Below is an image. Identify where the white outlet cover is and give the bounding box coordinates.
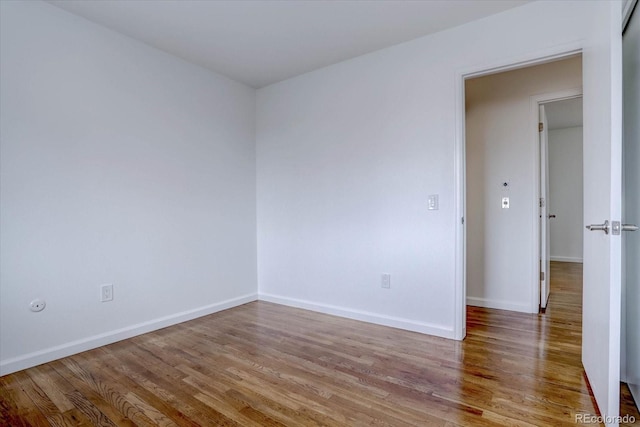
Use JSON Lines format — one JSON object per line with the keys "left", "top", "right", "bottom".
{"left": 101, "top": 283, "right": 113, "bottom": 302}
{"left": 381, "top": 273, "right": 391, "bottom": 288}
{"left": 29, "top": 299, "right": 46, "bottom": 312}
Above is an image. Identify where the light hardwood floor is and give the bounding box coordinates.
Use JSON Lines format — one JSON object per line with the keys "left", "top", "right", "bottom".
{"left": 1, "top": 262, "right": 638, "bottom": 426}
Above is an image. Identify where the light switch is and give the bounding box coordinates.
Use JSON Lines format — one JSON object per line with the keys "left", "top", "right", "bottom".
{"left": 428, "top": 194, "right": 439, "bottom": 210}
{"left": 502, "top": 197, "right": 510, "bottom": 209}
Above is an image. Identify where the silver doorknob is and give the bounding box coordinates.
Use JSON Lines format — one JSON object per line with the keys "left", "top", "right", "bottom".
{"left": 586, "top": 220, "right": 609, "bottom": 234}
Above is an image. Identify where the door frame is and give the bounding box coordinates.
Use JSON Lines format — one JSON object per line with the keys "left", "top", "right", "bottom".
{"left": 531, "top": 90, "right": 583, "bottom": 312}
{"left": 454, "top": 44, "right": 583, "bottom": 340}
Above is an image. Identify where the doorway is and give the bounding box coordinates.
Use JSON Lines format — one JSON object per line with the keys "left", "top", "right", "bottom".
{"left": 463, "top": 55, "right": 583, "bottom": 316}
{"left": 538, "top": 96, "right": 584, "bottom": 310}
{"left": 455, "top": 3, "right": 625, "bottom": 420}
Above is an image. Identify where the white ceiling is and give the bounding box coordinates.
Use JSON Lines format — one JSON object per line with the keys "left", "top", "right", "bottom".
{"left": 47, "top": 0, "right": 531, "bottom": 88}
{"left": 545, "top": 97, "right": 583, "bottom": 130}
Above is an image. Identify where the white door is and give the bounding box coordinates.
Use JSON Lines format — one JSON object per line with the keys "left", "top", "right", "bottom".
{"left": 581, "top": 1, "right": 623, "bottom": 422}
{"left": 539, "top": 105, "right": 551, "bottom": 309}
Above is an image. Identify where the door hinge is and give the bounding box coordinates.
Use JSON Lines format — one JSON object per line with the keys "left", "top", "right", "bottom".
{"left": 540, "top": 271, "right": 545, "bottom": 281}
{"left": 461, "top": 217, "right": 465, "bottom": 225}
{"left": 539, "top": 122, "right": 544, "bottom": 132}
{"left": 539, "top": 198, "right": 545, "bottom": 208}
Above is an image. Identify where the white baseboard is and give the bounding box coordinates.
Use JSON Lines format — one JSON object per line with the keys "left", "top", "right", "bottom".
{"left": 258, "top": 293, "right": 455, "bottom": 339}
{"left": 0, "top": 293, "right": 258, "bottom": 376}
{"left": 629, "top": 383, "right": 640, "bottom": 412}
{"left": 550, "top": 256, "right": 583, "bottom": 263}
{"left": 466, "top": 296, "right": 532, "bottom": 313}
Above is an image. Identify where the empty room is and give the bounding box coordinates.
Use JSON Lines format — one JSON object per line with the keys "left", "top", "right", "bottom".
{"left": 1, "top": 1, "right": 639, "bottom": 426}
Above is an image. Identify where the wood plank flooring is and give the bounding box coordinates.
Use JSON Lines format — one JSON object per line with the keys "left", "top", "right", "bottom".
{"left": 1, "top": 262, "right": 638, "bottom": 426}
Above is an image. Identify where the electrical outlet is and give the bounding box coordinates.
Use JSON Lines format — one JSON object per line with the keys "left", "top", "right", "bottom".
{"left": 381, "top": 274, "right": 391, "bottom": 289}
{"left": 101, "top": 284, "right": 113, "bottom": 302}
{"left": 29, "top": 299, "right": 46, "bottom": 312}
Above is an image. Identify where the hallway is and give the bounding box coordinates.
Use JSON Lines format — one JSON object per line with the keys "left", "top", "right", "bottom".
{"left": 467, "top": 261, "right": 639, "bottom": 426}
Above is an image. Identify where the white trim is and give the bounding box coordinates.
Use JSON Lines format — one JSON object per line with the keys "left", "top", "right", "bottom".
{"left": 629, "top": 383, "right": 640, "bottom": 411}
{"left": 456, "top": 44, "right": 582, "bottom": 81}
{"left": 0, "top": 293, "right": 258, "bottom": 376}
{"left": 454, "top": 61, "right": 467, "bottom": 341}
{"left": 550, "top": 256, "right": 583, "bottom": 263}
{"left": 466, "top": 297, "right": 532, "bottom": 314}
{"left": 454, "top": 42, "right": 584, "bottom": 340}
{"left": 259, "top": 293, "right": 455, "bottom": 339}
{"left": 623, "top": 0, "right": 637, "bottom": 32}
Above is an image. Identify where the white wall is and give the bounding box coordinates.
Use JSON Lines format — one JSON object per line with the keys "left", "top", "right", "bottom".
{"left": 548, "top": 126, "right": 584, "bottom": 263}
{"left": 0, "top": 1, "right": 257, "bottom": 374}
{"left": 256, "top": 1, "right": 610, "bottom": 337}
{"left": 465, "top": 60, "right": 582, "bottom": 312}
{"left": 622, "top": 2, "right": 640, "bottom": 403}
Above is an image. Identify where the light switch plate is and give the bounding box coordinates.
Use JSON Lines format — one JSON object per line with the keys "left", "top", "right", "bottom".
{"left": 428, "top": 194, "right": 439, "bottom": 210}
